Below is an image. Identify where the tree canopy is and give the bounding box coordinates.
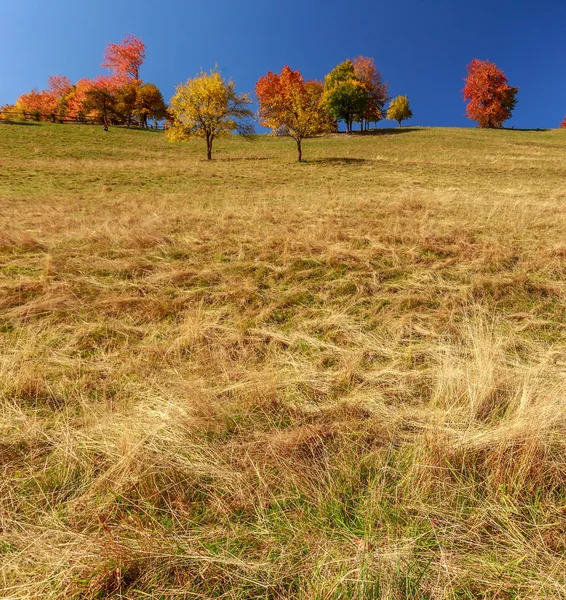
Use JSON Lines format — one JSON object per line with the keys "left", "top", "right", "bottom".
{"left": 167, "top": 68, "right": 254, "bottom": 159}
{"left": 256, "top": 66, "right": 334, "bottom": 161}
{"left": 463, "top": 59, "right": 518, "bottom": 128}
{"left": 352, "top": 56, "right": 389, "bottom": 130}
{"left": 387, "top": 95, "right": 413, "bottom": 126}
{"left": 323, "top": 60, "right": 369, "bottom": 133}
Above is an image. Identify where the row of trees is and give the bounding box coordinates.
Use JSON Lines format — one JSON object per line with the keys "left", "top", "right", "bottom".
{"left": 168, "top": 58, "right": 414, "bottom": 162}
{"left": 6, "top": 36, "right": 562, "bottom": 159}
{"left": 167, "top": 58, "right": 530, "bottom": 161}
{"left": 2, "top": 35, "right": 167, "bottom": 127}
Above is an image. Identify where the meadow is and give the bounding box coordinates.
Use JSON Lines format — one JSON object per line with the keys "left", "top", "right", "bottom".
{"left": 1, "top": 122, "right": 566, "bottom": 599}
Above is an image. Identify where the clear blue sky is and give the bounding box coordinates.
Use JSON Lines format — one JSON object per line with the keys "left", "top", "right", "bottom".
{"left": 1, "top": 0, "right": 565, "bottom": 129}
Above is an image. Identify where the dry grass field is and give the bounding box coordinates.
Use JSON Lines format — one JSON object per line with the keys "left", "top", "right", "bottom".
{"left": 1, "top": 122, "right": 566, "bottom": 599}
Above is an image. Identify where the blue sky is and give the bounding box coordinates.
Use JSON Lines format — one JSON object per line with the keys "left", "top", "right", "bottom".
{"left": 1, "top": 0, "right": 565, "bottom": 129}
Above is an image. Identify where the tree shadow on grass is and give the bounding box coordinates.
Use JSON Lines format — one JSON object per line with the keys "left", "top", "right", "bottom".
{"left": 348, "top": 127, "right": 422, "bottom": 136}
{"left": 311, "top": 157, "right": 374, "bottom": 165}
{"left": 0, "top": 120, "right": 39, "bottom": 126}
{"left": 216, "top": 156, "right": 274, "bottom": 162}
{"left": 132, "top": 127, "right": 165, "bottom": 133}
{"left": 504, "top": 128, "right": 550, "bottom": 132}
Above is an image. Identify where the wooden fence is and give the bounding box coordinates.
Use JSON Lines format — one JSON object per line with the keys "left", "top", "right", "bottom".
{"left": 0, "top": 110, "right": 165, "bottom": 129}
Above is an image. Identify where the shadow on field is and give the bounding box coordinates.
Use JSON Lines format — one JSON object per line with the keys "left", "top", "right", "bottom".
{"left": 130, "top": 128, "right": 164, "bottom": 133}
{"left": 312, "top": 157, "right": 373, "bottom": 165}
{"left": 350, "top": 127, "right": 422, "bottom": 136}
{"left": 504, "top": 128, "right": 550, "bottom": 132}
{"left": 216, "top": 156, "right": 274, "bottom": 162}
{"left": 0, "top": 120, "right": 39, "bottom": 126}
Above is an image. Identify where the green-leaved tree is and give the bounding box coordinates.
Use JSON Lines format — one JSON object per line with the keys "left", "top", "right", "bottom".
{"left": 324, "top": 60, "right": 369, "bottom": 133}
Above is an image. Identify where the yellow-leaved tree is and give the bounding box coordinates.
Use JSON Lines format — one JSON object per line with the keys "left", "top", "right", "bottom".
{"left": 387, "top": 95, "right": 413, "bottom": 127}
{"left": 167, "top": 68, "right": 254, "bottom": 159}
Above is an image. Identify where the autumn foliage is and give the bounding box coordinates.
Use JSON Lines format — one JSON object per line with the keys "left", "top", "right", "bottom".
{"left": 352, "top": 56, "right": 389, "bottom": 129}
{"left": 322, "top": 57, "right": 388, "bottom": 132}
{"left": 256, "top": 66, "right": 334, "bottom": 161}
{"left": 167, "top": 68, "right": 254, "bottom": 159}
{"left": 559, "top": 116, "right": 566, "bottom": 128}
{"left": 101, "top": 34, "right": 146, "bottom": 83}
{"left": 463, "top": 59, "right": 518, "bottom": 128}
{"left": 14, "top": 35, "right": 164, "bottom": 127}
{"left": 323, "top": 60, "right": 369, "bottom": 133}
{"left": 387, "top": 95, "right": 413, "bottom": 126}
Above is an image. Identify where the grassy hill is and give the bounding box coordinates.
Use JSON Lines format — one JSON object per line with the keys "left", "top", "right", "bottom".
{"left": 1, "top": 122, "right": 566, "bottom": 599}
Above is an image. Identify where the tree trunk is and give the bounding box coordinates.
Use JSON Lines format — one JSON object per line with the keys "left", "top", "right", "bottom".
{"left": 207, "top": 136, "right": 213, "bottom": 160}
{"left": 296, "top": 138, "right": 302, "bottom": 162}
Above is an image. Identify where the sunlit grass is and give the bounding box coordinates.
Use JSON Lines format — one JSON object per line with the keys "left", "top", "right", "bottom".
{"left": 1, "top": 122, "right": 566, "bottom": 599}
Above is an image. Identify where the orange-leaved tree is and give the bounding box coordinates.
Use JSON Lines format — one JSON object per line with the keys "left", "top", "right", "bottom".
{"left": 463, "top": 59, "right": 518, "bottom": 128}
{"left": 102, "top": 34, "right": 146, "bottom": 83}
{"left": 17, "top": 75, "right": 72, "bottom": 120}
{"left": 352, "top": 56, "right": 388, "bottom": 130}
{"left": 559, "top": 117, "right": 566, "bottom": 128}
{"left": 17, "top": 89, "right": 56, "bottom": 120}
{"left": 256, "top": 66, "right": 333, "bottom": 162}
{"left": 65, "top": 78, "right": 94, "bottom": 121}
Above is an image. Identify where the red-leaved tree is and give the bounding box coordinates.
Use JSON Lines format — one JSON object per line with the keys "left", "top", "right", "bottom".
{"left": 463, "top": 59, "right": 518, "bottom": 128}
{"left": 102, "top": 34, "right": 146, "bottom": 82}
{"left": 559, "top": 116, "right": 566, "bottom": 128}
{"left": 47, "top": 75, "right": 73, "bottom": 99}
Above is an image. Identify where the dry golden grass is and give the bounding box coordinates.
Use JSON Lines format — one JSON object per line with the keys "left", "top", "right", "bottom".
{"left": 1, "top": 122, "right": 566, "bottom": 599}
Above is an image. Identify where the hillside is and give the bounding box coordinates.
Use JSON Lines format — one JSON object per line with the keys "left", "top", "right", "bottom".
{"left": 1, "top": 123, "right": 566, "bottom": 599}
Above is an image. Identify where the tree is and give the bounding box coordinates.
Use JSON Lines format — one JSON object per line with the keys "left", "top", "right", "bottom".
{"left": 463, "top": 59, "right": 518, "bottom": 128}
{"left": 66, "top": 78, "right": 93, "bottom": 121}
{"left": 47, "top": 75, "right": 72, "bottom": 99}
{"left": 102, "top": 34, "right": 146, "bottom": 83}
{"left": 352, "top": 56, "right": 388, "bottom": 130}
{"left": 559, "top": 117, "right": 566, "bottom": 129}
{"left": 135, "top": 83, "right": 167, "bottom": 128}
{"left": 256, "top": 66, "right": 333, "bottom": 162}
{"left": 387, "top": 95, "right": 413, "bottom": 127}
{"left": 47, "top": 75, "right": 73, "bottom": 120}
{"left": 82, "top": 76, "right": 120, "bottom": 125}
{"left": 17, "top": 75, "right": 73, "bottom": 121}
{"left": 0, "top": 104, "right": 18, "bottom": 121}
{"left": 167, "top": 68, "right": 254, "bottom": 160}
{"left": 17, "top": 89, "right": 55, "bottom": 120}
{"left": 115, "top": 82, "right": 139, "bottom": 126}
{"left": 324, "top": 60, "right": 369, "bottom": 133}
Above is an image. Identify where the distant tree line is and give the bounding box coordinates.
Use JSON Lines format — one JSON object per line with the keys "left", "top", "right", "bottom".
{"left": 3, "top": 35, "right": 565, "bottom": 160}
{"left": 0, "top": 36, "right": 167, "bottom": 128}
